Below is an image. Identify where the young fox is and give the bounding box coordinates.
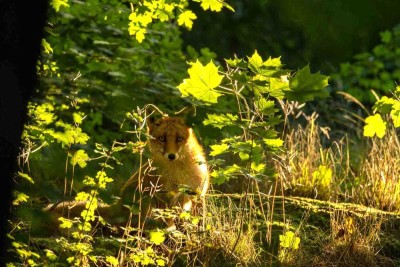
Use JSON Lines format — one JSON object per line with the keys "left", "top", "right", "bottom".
{"left": 120, "top": 116, "right": 209, "bottom": 226}
{"left": 45, "top": 116, "right": 209, "bottom": 229}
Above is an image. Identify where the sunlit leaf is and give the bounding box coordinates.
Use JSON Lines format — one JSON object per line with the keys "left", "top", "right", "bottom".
{"left": 268, "top": 77, "right": 289, "bottom": 99}
{"left": 210, "top": 143, "right": 229, "bottom": 156}
{"left": 106, "top": 256, "right": 119, "bottom": 266}
{"left": 373, "top": 96, "right": 396, "bottom": 114}
{"left": 286, "top": 65, "right": 329, "bottom": 103}
{"left": 264, "top": 138, "right": 283, "bottom": 149}
{"left": 41, "top": 39, "right": 53, "bottom": 54}
{"left": 203, "top": 113, "right": 238, "bottom": 128}
{"left": 263, "top": 56, "right": 282, "bottom": 68}
{"left": 256, "top": 98, "right": 276, "bottom": 114}
{"left": 312, "top": 165, "right": 332, "bottom": 188}
{"left": 200, "top": 0, "right": 223, "bottom": 12}
{"left": 279, "top": 231, "right": 300, "bottom": 249}
{"left": 177, "top": 60, "right": 223, "bottom": 103}
{"left": 248, "top": 50, "right": 263, "bottom": 70}
{"left": 180, "top": 211, "right": 191, "bottom": 220}
{"left": 12, "top": 191, "right": 29, "bottom": 205}
{"left": 251, "top": 162, "right": 265, "bottom": 172}
{"left": 211, "top": 164, "right": 240, "bottom": 185}
{"left": 45, "top": 250, "right": 57, "bottom": 261}
{"left": 51, "top": 0, "right": 69, "bottom": 12}
{"left": 364, "top": 114, "right": 386, "bottom": 138}
{"left": 156, "top": 259, "right": 166, "bottom": 266}
{"left": 18, "top": 172, "right": 34, "bottom": 184}
{"left": 391, "top": 104, "right": 400, "bottom": 127}
{"left": 58, "top": 217, "right": 73, "bottom": 229}
{"left": 70, "top": 149, "right": 89, "bottom": 168}
{"left": 149, "top": 230, "right": 166, "bottom": 245}
{"left": 177, "top": 10, "right": 197, "bottom": 29}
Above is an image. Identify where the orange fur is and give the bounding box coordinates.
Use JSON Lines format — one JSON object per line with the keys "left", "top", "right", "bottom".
{"left": 146, "top": 116, "right": 209, "bottom": 211}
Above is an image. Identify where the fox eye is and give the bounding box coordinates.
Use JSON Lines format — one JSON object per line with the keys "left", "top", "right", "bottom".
{"left": 176, "top": 137, "right": 184, "bottom": 142}
{"left": 158, "top": 136, "right": 166, "bottom": 142}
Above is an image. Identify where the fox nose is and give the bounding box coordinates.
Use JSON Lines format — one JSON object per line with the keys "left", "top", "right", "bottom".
{"left": 167, "top": 153, "right": 176, "bottom": 160}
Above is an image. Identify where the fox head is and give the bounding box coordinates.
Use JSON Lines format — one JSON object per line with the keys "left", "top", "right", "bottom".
{"left": 147, "top": 116, "right": 191, "bottom": 161}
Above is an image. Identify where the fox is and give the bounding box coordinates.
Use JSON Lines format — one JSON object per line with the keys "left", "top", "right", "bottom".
{"left": 120, "top": 116, "right": 209, "bottom": 228}
{"left": 44, "top": 115, "right": 209, "bottom": 231}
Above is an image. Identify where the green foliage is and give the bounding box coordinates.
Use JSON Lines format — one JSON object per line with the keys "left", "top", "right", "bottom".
{"left": 177, "top": 51, "right": 328, "bottom": 185}
{"left": 51, "top": 0, "right": 69, "bottom": 12}
{"left": 8, "top": 0, "right": 334, "bottom": 265}
{"left": 279, "top": 230, "right": 300, "bottom": 250}
{"left": 286, "top": 65, "right": 329, "bottom": 103}
{"left": 333, "top": 24, "right": 400, "bottom": 103}
{"left": 363, "top": 86, "right": 400, "bottom": 138}
{"left": 177, "top": 60, "right": 223, "bottom": 103}
{"left": 128, "top": 0, "right": 233, "bottom": 43}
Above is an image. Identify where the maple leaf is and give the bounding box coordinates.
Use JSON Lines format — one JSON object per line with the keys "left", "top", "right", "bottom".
{"left": 364, "top": 114, "right": 387, "bottom": 138}
{"left": 178, "top": 10, "right": 197, "bottom": 29}
{"left": 51, "top": 0, "right": 69, "bottom": 12}
{"left": 177, "top": 60, "right": 223, "bottom": 103}
{"left": 149, "top": 230, "right": 166, "bottom": 245}
{"left": 200, "top": 0, "right": 223, "bottom": 12}
{"left": 286, "top": 65, "right": 329, "bottom": 103}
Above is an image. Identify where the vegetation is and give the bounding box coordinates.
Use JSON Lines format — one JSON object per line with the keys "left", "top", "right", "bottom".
{"left": 7, "top": 0, "right": 400, "bottom": 266}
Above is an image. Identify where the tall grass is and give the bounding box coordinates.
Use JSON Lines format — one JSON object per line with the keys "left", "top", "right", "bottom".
{"left": 354, "top": 126, "right": 400, "bottom": 211}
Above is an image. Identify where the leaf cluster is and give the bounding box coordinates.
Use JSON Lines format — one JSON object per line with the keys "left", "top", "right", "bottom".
{"left": 176, "top": 51, "right": 329, "bottom": 185}
{"left": 333, "top": 24, "right": 400, "bottom": 103}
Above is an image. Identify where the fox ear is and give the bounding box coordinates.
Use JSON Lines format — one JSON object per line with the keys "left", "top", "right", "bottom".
{"left": 147, "top": 116, "right": 156, "bottom": 131}
{"left": 175, "top": 117, "right": 186, "bottom": 125}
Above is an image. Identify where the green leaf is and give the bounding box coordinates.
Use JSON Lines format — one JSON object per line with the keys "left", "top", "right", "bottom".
{"left": 364, "top": 114, "right": 387, "bottom": 138}
{"left": 312, "top": 165, "right": 332, "bottom": 188}
{"left": 70, "top": 149, "right": 89, "bottom": 168}
{"left": 73, "top": 112, "right": 84, "bottom": 124}
{"left": 264, "top": 138, "right": 284, "bottom": 149}
{"left": 269, "top": 77, "right": 289, "bottom": 99}
{"left": 210, "top": 143, "right": 229, "bottom": 156}
{"left": 203, "top": 113, "right": 238, "bottom": 128}
{"left": 200, "top": 0, "right": 224, "bottom": 12}
{"left": 156, "top": 259, "right": 166, "bottom": 267}
{"left": 180, "top": 211, "right": 191, "bottom": 220}
{"left": 177, "top": 60, "right": 223, "bottom": 103}
{"left": 225, "top": 58, "right": 247, "bottom": 68}
{"left": 58, "top": 217, "right": 73, "bottom": 229}
{"left": 18, "top": 172, "right": 34, "bottom": 184}
{"left": 41, "top": 39, "right": 53, "bottom": 54}
{"left": 149, "top": 230, "right": 166, "bottom": 245}
{"left": 251, "top": 162, "right": 265, "bottom": 173}
{"left": 380, "top": 30, "right": 392, "bottom": 43}
{"left": 279, "top": 231, "right": 300, "bottom": 249}
{"left": 286, "top": 65, "right": 329, "bottom": 103}
{"left": 391, "top": 103, "right": 400, "bottom": 128}
{"left": 256, "top": 98, "right": 276, "bottom": 114}
{"left": 12, "top": 191, "right": 29, "bottom": 205}
{"left": 106, "top": 256, "right": 119, "bottom": 266}
{"left": 211, "top": 164, "right": 240, "bottom": 185}
{"left": 248, "top": 50, "right": 263, "bottom": 70}
{"left": 177, "top": 10, "right": 197, "bottom": 29}
{"left": 373, "top": 96, "right": 397, "bottom": 114}
{"left": 45, "top": 250, "right": 57, "bottom": 261}
{"left": 51, "top": 0, "right": 69, "bottom": 12}
{"left": 263, "top": 56, "right": 282, "bottom": 68}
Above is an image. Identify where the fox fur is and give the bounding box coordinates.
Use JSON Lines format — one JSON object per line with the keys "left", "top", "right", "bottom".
{"left": 121, "top": 116, "right": 209, "bottom": 219}
{"left": 45, "top": 116, "right": 209, "bottom": 230}
{"left": 147, "top": 116, "right": 209, "bottom": 200}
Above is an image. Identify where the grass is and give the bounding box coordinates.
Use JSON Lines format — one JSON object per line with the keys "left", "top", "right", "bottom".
{"left": 10, "top": 103, "right": 400, "bottom": 266}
